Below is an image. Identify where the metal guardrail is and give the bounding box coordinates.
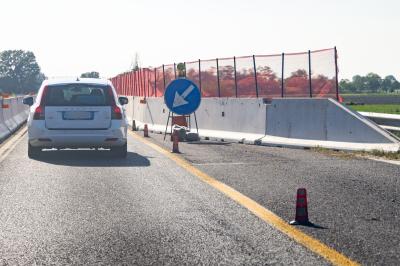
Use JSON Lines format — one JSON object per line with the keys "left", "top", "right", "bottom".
{"left": 359, "top": 112, "right": 400, "bottom": 132}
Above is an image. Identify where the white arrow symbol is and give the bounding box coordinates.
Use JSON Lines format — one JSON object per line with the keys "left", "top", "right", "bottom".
{"left": 173, "top": 84, "right": 195, "bottom": 108}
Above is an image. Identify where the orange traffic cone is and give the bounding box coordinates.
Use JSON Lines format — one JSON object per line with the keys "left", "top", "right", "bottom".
{"left": 290, "top": 188, "right": 310, "bottom": 225}
{"left": 144, "top": 124, "right": 149, "bottom": 137}
{"left": 172, "top": 130, "right": 179, "bottom": 153}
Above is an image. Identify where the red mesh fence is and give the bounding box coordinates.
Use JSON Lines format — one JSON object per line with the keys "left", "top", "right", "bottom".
{"left": 155, "top": 67, "right": 164, "bottom": 97}
{"left": 284, "top": 52, "right": 310, "bottom": 97}
{"left": 110, "top": 48, "right": 338, "bottom": 99}
{"left": 311, "top": 49, "right": 337, "bottom": 98}
{"left": 147, "top": 68, "right": 156, "bottom": 97}
{"left": 185, "top": 61, "right": 200, "bottom": 91}
{"left": 200, "top": 59, "right": 218, "bottom": 97}
{"left": 164, "top": 64, "right": 175, "bottom": 89}
{"left": 235, "top": 56, "right": 257, "bottom": 97}
{"left": 218, "top": 58, "right": 235, "bottom": 97}
{"left": 256, "top": 54, "right": 282, "bottom": 98}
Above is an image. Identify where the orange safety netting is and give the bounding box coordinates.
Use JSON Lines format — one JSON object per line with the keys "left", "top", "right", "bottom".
{"left": 110, "top": 48, "right": 338, "bottom": 99}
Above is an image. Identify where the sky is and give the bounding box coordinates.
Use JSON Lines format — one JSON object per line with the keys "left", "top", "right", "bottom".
{"left": 0, "top": 0, "right": 399, "bottom": 80}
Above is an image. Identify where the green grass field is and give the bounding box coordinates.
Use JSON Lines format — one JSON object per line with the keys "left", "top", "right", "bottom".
{"left": 341, "top": 92, "right": 400, "bottom": 97}
{"left": 348, "top": 104, "right": 400, "bottom": 114}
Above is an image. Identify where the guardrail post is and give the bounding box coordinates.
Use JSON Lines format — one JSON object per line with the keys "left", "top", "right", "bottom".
{"left": 138, "top": 68, "right": 141, "bottom": 97}
{"left": 234, "top": 56, "right": 238, "bottom": 98}
{"left": 174, "top": 63, "right": 177, "bottom": 79}
{"left": 335, "top": 46, "right": 339, "bottom": 100}
{"left": 154, "top": 68, "right": 157, "bottom": 97}
{"left": 133, "top": 71, "right": 136, "bottom": 96}
{"left": 216, "top": 58, "right": 221, "bottom": 97}
{"left": 139, "top": 69, "right": 141, "bottom": 97}
{"left": 135, "top": 70, "right": 139, "bottom": 96}
{"left": 198, "top": 59, "right": 202, "bottom": 93}
{"left": 162, "top": 64, "right": 166, "bottom": 93}
{"left": 136, "top": 71, "right": 139, "bottom": 96}
{"left": 143, "top": 69, "right": 147, "bottom": 98}
{"left": 141, "top": 68, "right": 145, "bottom": 98}
{"left": 253, "top": 55, "right": 259, "bottom": 98}
{"left": 147, "top": 69, "right": 150, "bottom": 97}
{"left": 281, "top": 53, "right": 285, "bottom": 97}
{"left": 308, "top": 50, "right": 312, "bottom": 98}
{"left": 127, "top": 73, "right": 129, "bottom": 96}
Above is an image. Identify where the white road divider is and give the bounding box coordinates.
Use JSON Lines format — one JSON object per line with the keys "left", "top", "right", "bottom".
{"left": 125, "top": 96, "right": 400, "bottom": 152}
{"left": 0, "top": 96, "right": 30, "bottom": 143}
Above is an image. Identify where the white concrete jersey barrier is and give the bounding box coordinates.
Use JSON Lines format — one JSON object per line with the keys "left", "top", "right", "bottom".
{"left": 2, "top": 98, "right": 18, "bottom": 132}
{"left": 126, "top": 96, "right": 400, "bottom": 152}
{"left": 0, "top": 96, "right": 30, "bottom": 143}
{"left": 11, "top": 97, "right": 25, "bottom": 126}
{"left": 0, "top": 97, "right": 11, "bottom": 141}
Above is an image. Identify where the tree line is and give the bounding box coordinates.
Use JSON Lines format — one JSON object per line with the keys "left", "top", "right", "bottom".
{"left": 340, "top": 73, "right": 400, "bottom": 94}
{"left": 0, "top": 49, "right": 100, "bottom": 95}
{"left": 0, "top": 50, "right": 46, "bottom": 95}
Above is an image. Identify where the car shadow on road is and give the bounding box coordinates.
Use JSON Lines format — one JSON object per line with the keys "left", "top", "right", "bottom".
{"left": 32, "top": 150, "right": 151, "bottom": 167}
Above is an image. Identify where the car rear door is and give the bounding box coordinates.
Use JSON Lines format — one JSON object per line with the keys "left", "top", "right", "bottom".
{"left": 44, "top": 84, "right": 112, "bottom": 130}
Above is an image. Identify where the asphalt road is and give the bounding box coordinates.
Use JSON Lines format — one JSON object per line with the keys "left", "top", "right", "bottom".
{"left": 0, "top": 130, "right": 327, "bottom": 265}
{"left": 148, "top": 132, "right": 400, "bottom": 265}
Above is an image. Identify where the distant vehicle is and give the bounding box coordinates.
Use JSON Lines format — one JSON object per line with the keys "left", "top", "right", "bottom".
{"left": 23, "top": 78, "right": 129, "bottom": 158}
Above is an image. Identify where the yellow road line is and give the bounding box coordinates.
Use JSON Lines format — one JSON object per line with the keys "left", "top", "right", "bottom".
{"left": 129, "top": 131, "right": 359, "bottom": 266}
{"left": 0, "top": 126, "right": 27, "bottom": 163}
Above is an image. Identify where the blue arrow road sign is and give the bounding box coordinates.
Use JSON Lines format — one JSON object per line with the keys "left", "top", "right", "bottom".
{"left": 164, "top": 79, "right": 201, "bottom": 115}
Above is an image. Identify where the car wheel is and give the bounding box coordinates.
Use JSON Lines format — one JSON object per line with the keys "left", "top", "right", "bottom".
{"left": 28, "top": 143, "right": 42, "bottom": 158}
{"left": 111, "top": 143, "right": 127, "bottom": 158}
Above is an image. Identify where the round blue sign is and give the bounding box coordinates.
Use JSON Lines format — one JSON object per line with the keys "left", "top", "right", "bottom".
{"left": 164, "top": 79, "right": 201, "bottom": 115}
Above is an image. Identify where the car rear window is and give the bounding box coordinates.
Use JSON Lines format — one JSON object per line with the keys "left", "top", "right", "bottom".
{"left": 44, "top": 84, "right": 113, "bottom": 106}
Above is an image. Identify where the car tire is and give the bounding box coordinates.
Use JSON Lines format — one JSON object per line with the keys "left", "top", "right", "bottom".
{"left": 28, "top": 143, "right": 42, "bottom": 158}
{"left": 112, "top": 142, "right": 127, "bottom": 158}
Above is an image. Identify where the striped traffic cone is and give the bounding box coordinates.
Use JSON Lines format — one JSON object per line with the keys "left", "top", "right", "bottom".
{"left": 172, "top": 130, "right": 180, "bottom": 153}
{"left": 290, "top": 188, "right": 310, "bottom": 225}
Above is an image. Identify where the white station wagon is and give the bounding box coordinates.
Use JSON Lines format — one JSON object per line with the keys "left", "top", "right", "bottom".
{"left": 23, "top": 78, "right": 129, "bottom": 158}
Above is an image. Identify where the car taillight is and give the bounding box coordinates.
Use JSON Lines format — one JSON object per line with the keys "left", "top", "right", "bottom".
{"left": 33, "top": 105, "right": 45, "bottom": 120}
{"left": 33, "top": 86, "right": 48, "bottom": 120}
{"left": 112, "top": 105, "right": 122, "bottom": 120}
{"left": 107, "top": 86, "right": 122, "bottom": 120}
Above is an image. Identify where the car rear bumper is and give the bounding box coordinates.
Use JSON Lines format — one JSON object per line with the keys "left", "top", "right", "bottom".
{"left": 28, "top": 121, "right": 127, "bottom": 148}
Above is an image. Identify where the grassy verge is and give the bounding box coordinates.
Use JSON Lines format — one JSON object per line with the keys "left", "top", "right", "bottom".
{"left": 348, "top": 104, "right": 400, "bottom": 114}
{"left": 392, "top": 131, "right": 400, "bottom": 138}
{"left": 341, "top": 93, "right": 400, "bottom": 97}
{"left": 312, "top": 147, "right": 400, "bottom": 161}
{"left": 366, "top": 149, "right": 400, "bottom": 160}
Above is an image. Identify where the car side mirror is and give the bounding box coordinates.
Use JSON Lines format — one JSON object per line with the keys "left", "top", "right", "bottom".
{"left": 118, "top": 96, "right": 128, "bottom": 105}
{"left": 23, "top": 96, "right": 34, "bottom": 106}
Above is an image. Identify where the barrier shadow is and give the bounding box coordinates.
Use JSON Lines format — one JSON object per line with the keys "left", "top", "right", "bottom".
{"left": 186, "top": 141, "right": 233, "bottom": 146}
{"left": 32, "top": 150, "right": 151, "bottom": 167}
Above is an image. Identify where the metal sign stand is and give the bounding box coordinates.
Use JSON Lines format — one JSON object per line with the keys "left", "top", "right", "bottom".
{"left": 163, "top": 111, "right": 199, "bottom": 141}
